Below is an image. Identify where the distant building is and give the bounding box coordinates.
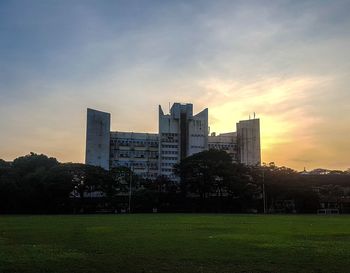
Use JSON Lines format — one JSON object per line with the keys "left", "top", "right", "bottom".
{"left": 208, "top": 132, "right": 238, "bottom": 161}
{"left": 85, "top": 103, "right": 261, "bottom": 180}
{"left": 237, "top": 119, "right": 261, "bottom": 165}
{"left": 110, "top": 132, "right": 159, "bottom": 180}
{"left": 85, "top": 108, "right": 110, "bottom": 170}
{"left": 159, "top": 103, "right": 208, "bottom": 180}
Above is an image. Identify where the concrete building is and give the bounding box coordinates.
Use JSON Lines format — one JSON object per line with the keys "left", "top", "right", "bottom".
{"left": 237, "top": 119, "right": 261, "bottom": 165}
{"left": 158, "top": 103, "right": 208, "bottom": 179}
{"left": 110, "top": 132, "right": 159, "bottom": 179}
{"left": 85, "top": 108, "right": 110, "bottom": 170}
{"left": 85, "top": 103, "right": 261, "bottom": 179}
{"left": 208, "top": 132, "right": 238, "bottom": 162}
{"left": 207, "top": 118, "right": 261, "bottom": 166}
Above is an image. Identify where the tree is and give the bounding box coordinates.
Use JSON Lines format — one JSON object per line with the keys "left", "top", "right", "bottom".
{"left": 0, "top": 159, "right": 11, "bottom": 168}
{"left": 13, "top": 152, "right": 58, "bottom": 176}
{"left": 150, "top": 175, "right": 176, "bottom": 193}
{"left": 103, "top": 166, "right": 130, "bottom": 208}
{"left": 10, "top": 153, "right": 59, "bottom": 212}
{"left": 0, "top": 160, "right": 19, "bottom": 212}
{"left": 174, "top": 150, "right": 234, "bottom": 199}
{"left": 41, "top": 163, "right": 77, "bottom": 212}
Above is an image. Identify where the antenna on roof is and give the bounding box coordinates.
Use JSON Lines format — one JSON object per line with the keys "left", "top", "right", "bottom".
{"left": 254, "top": 112, "right": 256, "bottom": 119}
{"left": 249, "top": 114, "right": 251, "bottom": 120}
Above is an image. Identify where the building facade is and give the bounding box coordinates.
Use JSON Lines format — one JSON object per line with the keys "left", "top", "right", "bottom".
{"left": 158, "top": 103, "right": 208, "bottom": 180}
{"left": 85, "top": 103, "right": 261, "bottom": 180}
{"left": 208, "top": 132, "right": 238, "bottom": 161}
{"left": 85, "top": 108, "right": 110, "bottom": 170}
{"left": 237, "top": 119, "right": 261, "bottom": 165}
{"left": 109, "top": 132, "right": 159, "bottom": 180}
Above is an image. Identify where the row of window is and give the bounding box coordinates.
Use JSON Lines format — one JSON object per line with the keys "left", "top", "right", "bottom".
{"left": 161, "top": 168, "right": 173, "bottom": 173}
{"left": 112, "top": 161, "right": 158, "bottom": 169}
{"left": 161, "top": 150, "right": 178, "bottom": 155}
{"left": 111, "top": 139, "right": 158, "bottom": 147}
{"left": 161, "top": 133, "right": 178, "bottom": 136}
{"left": 161, "top": 138, "right": 179, "bottom": 143}
{"left": 161, "top": 162, "right": 175, "bottom": 167}
{"left": 161, "top": 156, "right": 178, "bottom": 161}
{"left": 190, "top": 134, "right": 205, "bottom": 137}
{"left": 119, "top": 154, "right": 158, "bottom": 159}
{"left": 162, "top": 144, "right": 178, "bottom": 148}
{"left": 208, "top": 144, "right": 236, "bottom": 150}
{"left": 115, "top": 151, "right": 158, "bottom": 158}
{"left": 161, "top": 133, "right": 178, "bottom": 143}
{"left": 191, "top": 145, "right": 204, "bottom": 149}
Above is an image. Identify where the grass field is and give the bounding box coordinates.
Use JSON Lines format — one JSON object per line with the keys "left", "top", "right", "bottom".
{"left": 0, "top": 214, "right": 349, "bottom": 273}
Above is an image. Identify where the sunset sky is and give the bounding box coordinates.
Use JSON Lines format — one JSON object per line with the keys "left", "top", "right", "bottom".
{"left": 1, "top": 0, "right": 349, "bottom": 170}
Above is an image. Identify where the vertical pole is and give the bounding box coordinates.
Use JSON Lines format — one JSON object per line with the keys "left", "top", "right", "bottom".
{"left": 73, "top": 185, "right": 76, "bottom": 214}
{"left": 128, "top": 166, "right": 132, "bottom": 213}
{"left": 262, "top": 168, "right": 266, "bottom": 214}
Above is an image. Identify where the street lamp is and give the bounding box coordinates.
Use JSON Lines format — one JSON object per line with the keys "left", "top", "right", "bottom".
{"left": 128, "top": 164, "right": 133, "bottom": 213}
{"left": 262, "top": 168, "right": 266, "bottom": 214}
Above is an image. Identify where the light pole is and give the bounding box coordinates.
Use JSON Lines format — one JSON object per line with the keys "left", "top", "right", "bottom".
{"left": 73, "top": 185, "right": 78, "bottom": 214}
{"left": 128, "top": 165, "right": 133, "bottom": 213}
{"left": 262, "top": 168, "right": 266, "bottom": 214}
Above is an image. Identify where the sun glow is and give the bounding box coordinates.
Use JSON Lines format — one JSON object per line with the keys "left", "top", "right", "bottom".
{"left": 198, "top": 76, "right": 325, "bottom": 168}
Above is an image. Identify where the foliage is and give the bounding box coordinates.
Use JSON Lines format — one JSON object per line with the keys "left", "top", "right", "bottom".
{"left": 174, "top": 150, "right": 250, "bottom": 198}
{"left": 174, "top": 150, "right": 261, "bottom": 211}
{"left": 0, "top": 152, "right": 349, "bottom": 213}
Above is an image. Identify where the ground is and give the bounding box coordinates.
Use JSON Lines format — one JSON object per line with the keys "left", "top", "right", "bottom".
{"left": 0, "top": 214, "right": 349, "bottom": 273}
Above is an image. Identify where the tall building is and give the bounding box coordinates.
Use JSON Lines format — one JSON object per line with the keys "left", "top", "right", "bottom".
{"left": 237, "top": 119, "right": 261, "bottom": 165}
{"left": 85, "top": 108, "right": 110, "bottom": 170}
{"left": 158, "top": 103, "right": 208, "bottom": 179}
{"left": 207, "top": 119, "right": 261, "bottom": 166}
{"left": 85, "top": 103, "right": 261, "bottom": 179}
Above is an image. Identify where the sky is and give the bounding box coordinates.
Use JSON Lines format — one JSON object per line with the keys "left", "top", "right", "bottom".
{"left": 0, "top": 0, "right": 349, "bottom": 170}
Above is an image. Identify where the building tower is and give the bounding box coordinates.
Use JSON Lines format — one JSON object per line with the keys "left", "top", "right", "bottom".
{"left": 236, "top": 118, "right": 261, "bottom": 165}
{"left": 85, "top": 108, "right": 111, "bottom": 170}
{"left": 158, "top": 103, "right": 208, "bottom": 179}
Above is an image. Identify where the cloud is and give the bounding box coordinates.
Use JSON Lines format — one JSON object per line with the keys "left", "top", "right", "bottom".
{"left": 0, "top": 1, "right": 349, "bottom": 170}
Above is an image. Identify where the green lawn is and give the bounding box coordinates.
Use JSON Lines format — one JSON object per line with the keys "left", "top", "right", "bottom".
{"left": 0, "top": 214, "right": 349, "bottom": 273}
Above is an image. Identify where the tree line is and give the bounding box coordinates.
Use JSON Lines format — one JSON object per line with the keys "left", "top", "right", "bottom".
{"left": 0, "top": 151, "right": 349, "bottom": 213}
